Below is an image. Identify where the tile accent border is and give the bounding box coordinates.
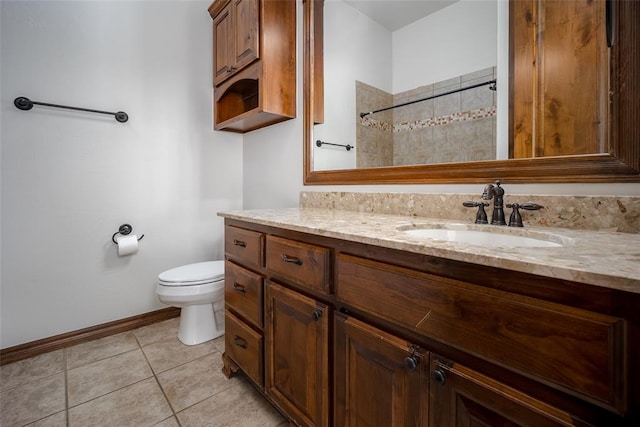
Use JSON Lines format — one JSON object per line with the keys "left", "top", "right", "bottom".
{"left": 362, "top": 106, "right": 497, "bottom": 132}
{"left": 300, "top": 191, "right": 640, "bottom": 234}
{"left": 0, "top": 307, "right": 180, "bottom": 365}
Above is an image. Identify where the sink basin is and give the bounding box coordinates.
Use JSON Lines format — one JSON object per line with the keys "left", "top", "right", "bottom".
{"left": 403, "top": 228, "right": 563, "bottom": 248}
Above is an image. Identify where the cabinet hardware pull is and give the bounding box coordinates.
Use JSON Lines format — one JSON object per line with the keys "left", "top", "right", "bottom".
{"left": 281, "top": 254, "right": 303, "bottom": 265}
{"left": 232, "top": 282, "right": 247, "bottom": 293}
{"left": 403, "top": 355, "right": 419, "bottom": 371}
{"left": 233, "top": 335, "right": 248, "bottom": 349}
{"left": 233, "top": 239, "right": 247, "bottom": 247}
{"left": 312, "top": 309, "right": 322, "bottom": 321}
{"left": 432, "top": 369, "right": 447, "bottom": 386}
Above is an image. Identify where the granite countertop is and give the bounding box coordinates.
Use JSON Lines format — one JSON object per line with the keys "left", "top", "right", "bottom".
{"left": 218, "top": 208, "right": 640, "bottom": 294}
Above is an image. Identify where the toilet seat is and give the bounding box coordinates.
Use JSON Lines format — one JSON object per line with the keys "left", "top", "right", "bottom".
{"left": 158, "top": 261, "right": 224, "bottom": 287}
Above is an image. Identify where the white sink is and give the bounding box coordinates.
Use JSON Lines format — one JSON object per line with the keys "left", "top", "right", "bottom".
{"left": 403, "top": 228, "right": 563, "bottom": 248}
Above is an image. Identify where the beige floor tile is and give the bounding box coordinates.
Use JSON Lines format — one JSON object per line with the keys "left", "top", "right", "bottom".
{"left": 157, "top": 352, "right": 239, "bottom": 412}
{"left": 133, "top": 318, "right": 180, "bottom": 347}
{"left": 65, "top": 331, "right": 139, "bottom": 369}
{"left": 0, "top": 350, "right": 64, "bottom": 393}
{"left": 67, "top": 348, "right": 153, "bottom": 406}
{"left": 0, "top": 372, "right": 65, "bottom": 427}
{"left": 24, "top": 410, "right": 66, "bottom": 427}
{"left": 142, "top": 336, "right": 216, "bottom": 374}
{"left": 68, "top": 377, "right": 172, "bottom": 427}
{"left": 152, "top": 416, "right": 180, "bottom": 427}
{"left": 211, "top": 334, "right": 225, "bottom": 354}
{"left": 177, "top": 379, "right": 285, "bottom": 427}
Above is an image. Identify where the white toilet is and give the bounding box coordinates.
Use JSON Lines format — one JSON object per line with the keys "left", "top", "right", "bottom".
{"left": 156, "top": 261, "right": 225, "bottom": 345}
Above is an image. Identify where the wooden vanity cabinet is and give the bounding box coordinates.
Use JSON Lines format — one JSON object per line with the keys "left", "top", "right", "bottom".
{"left": 208, "top": 0, "right": 296, "bottom": 133}
{"left": 223, "top": 219, "right": 639, "bottom": 426}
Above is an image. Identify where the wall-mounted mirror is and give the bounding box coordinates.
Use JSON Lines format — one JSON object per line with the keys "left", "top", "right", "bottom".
{"left": 303, "top": 0, "right": 639, "bottom": 184}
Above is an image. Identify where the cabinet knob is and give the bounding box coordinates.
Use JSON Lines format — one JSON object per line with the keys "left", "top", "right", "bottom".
{"left": 312, "top": 309, "right": 322, "bottom": 321}
{"left": 432, "top": 369, "right": 447, "bottom": 386}
{"left": 403, "top": 355, "right": 419, "bottom": 371}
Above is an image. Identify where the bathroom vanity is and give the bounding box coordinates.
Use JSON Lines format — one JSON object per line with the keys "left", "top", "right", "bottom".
{"left": 219, "top": 207, "right": 640, "bottom": 426}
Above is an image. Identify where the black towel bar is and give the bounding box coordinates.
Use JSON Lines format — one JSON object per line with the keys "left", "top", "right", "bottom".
{"left": 14, "top": 96, "right": 128, "bottom": 123}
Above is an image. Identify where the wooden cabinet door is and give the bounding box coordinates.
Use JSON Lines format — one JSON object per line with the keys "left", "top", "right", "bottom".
{"left": 213, "top": 0, "right": 259, "bottom": 86}
{"left": 429, "top": 356, "right": 577, "bottom": 427}
{"left": 231, "top": 0, "right": 259, "bottom": 71}
{"left": 213, "top": 3, "right": 234, "bottom": 85}
{"left": 265, "top": 281, "right": 330, "bottom": 427}
{"left": 334, "top": 315, "right": 429, "bottom": 427}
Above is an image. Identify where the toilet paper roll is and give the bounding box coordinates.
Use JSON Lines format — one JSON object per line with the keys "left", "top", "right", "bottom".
{"left": 116, "top": 234, "right": 139, "bottom": 256}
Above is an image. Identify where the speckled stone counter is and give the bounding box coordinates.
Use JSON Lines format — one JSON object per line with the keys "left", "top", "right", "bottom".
{"left": 218, "top": 208, "right": 640, "bottom": 294}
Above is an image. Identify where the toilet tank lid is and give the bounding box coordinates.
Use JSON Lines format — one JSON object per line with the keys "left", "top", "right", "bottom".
{"left": 159, "top": 261, "right": 224, "bottom": 283}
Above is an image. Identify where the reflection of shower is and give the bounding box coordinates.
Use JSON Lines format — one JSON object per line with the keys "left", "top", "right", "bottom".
{"left": 359, "top": 79, "right": 497, "bottom": 118}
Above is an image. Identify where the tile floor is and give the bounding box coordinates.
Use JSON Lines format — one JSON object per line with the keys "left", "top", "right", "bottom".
{"left": 0, "top": 318, "right": 287, "bottom": 427}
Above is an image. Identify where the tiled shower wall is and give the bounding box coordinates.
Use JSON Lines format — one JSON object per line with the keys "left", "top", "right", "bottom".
{"left": 356, "top": 67, "right": 497, "bottom": 168}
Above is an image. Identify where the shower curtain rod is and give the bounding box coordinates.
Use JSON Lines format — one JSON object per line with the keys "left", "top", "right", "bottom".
{"left": 359, "top": 79, "right": 497, "bottom": 118}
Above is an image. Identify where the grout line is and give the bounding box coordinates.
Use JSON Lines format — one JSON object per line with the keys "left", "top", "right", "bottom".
{"left": 63, "top": 348, "right": 69, "bottom": 427}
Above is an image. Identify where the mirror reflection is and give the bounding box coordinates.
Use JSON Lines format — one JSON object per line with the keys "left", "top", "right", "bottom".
{"left": 312, "top": 0, "right": 610, "bottom": 173}
{"left": 313, "top": 0, "right": 503, "bottom": 171}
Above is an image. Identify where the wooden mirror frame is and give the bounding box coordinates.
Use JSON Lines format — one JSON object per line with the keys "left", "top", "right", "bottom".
{"left": 303, "top": 0, "right": 639, "bottom": 185}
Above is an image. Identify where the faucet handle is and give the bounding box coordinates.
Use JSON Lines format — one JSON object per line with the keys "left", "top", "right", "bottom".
{"left": 506, "top": 203, "right": 523, "bottom": 227}
{"left": 463, "top": 201, "right": 489, "bottom": 224}
{"left": 520, "top": 203, "right": 543, "bottom": 211}
{"left": 506, "top": 203, "right": 543, "bottom": 227}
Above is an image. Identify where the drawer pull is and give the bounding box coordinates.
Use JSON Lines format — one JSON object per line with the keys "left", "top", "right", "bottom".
{"left": 281, "top": 254, "right": 303, "bottom": 266}
{"left": 432, "top": 369, "right": 447, "bottom": 386}
{"left": 233, "top": 335, "right": 248, "bottom": 349}
{"left": 232, "top": 239, "right": 247, "bottom": 248}
{"left": 232, "top": 282, "right": 247, "bottom": 293}
{"left": 312, "top": 309, "right": 323, "bottom": 321}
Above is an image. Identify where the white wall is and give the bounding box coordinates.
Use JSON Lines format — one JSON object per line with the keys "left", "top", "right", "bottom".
{"left": 312, "top": 0, "right": 392, "bottom": 171}
{"left": 0, "top": 0, "right": 243, "bottom": 348}
{"left": 392, "top": 1, "right": 498, "bottom": 93}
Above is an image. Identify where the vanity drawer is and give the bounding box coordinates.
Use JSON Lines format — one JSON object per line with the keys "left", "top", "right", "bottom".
{"left": 225, "top": 310, "right": 263, "bottom": 387}
{"left": 337, "top": 253, "right": 626, "bottom": 412}
{"left": 225, "top": 226, "right": 264, "bottom": 267}
{"left": 225, "top": 261, "right": 263, "bottom": 329}
{"left": 266, "top": 235, "right": 331, "bottom": 296}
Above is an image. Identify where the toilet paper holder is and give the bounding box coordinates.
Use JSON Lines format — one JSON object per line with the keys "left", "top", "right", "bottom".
{"left": 111, "top": 224, "right": 144, "bottom": 244}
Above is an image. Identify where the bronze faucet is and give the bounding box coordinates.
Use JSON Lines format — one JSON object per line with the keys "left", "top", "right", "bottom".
{"left": 482, "top": 180, "right": 506, "bottom": 225}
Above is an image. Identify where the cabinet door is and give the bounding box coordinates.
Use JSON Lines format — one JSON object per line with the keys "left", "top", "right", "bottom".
{"left": 334, "top": 315, "right": 429, "bottom": 427}
{"left": 430, "top": 356, "right": 577, "bottom": 427}
{"left": 213, "top": 3, "right": 234, "bottom": 85}
{"left": 231, "top": 0, "right": 259, "bottom": 71}
{"left": 213, "top": 0, "right": 259, "bottom": 86}
{"left": 265, "top": 281, "right": 330, "bottom": 427}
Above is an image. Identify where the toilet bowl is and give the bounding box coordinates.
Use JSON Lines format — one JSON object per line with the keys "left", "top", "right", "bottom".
{"left": 156, "top": 261, "right": 225, "bottom": 345}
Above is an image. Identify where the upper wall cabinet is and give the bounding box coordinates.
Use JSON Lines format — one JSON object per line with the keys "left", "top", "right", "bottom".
{"left": 208, "top": 0, "right": 296, "bottom": 133}
{"left": 212, "top": 0, "right": 260, "bottom": 86}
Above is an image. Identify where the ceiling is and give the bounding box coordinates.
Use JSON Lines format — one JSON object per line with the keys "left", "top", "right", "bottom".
{"left": 344, "top": 0, "right": 459, "bottom": 32}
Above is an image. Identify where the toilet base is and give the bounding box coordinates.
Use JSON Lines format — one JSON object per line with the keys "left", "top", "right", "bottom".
{"left": 178, "top": 303, "right": 224, "bottom": 345}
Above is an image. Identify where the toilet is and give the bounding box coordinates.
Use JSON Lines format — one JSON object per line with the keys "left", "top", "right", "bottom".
{"left": 156, "top": 261, "right": 225, "bottom": 345}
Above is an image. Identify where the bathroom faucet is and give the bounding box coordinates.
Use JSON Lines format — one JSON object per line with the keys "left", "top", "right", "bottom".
{"left": 482, "top": 180, "right": 506, "bottom": 225}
